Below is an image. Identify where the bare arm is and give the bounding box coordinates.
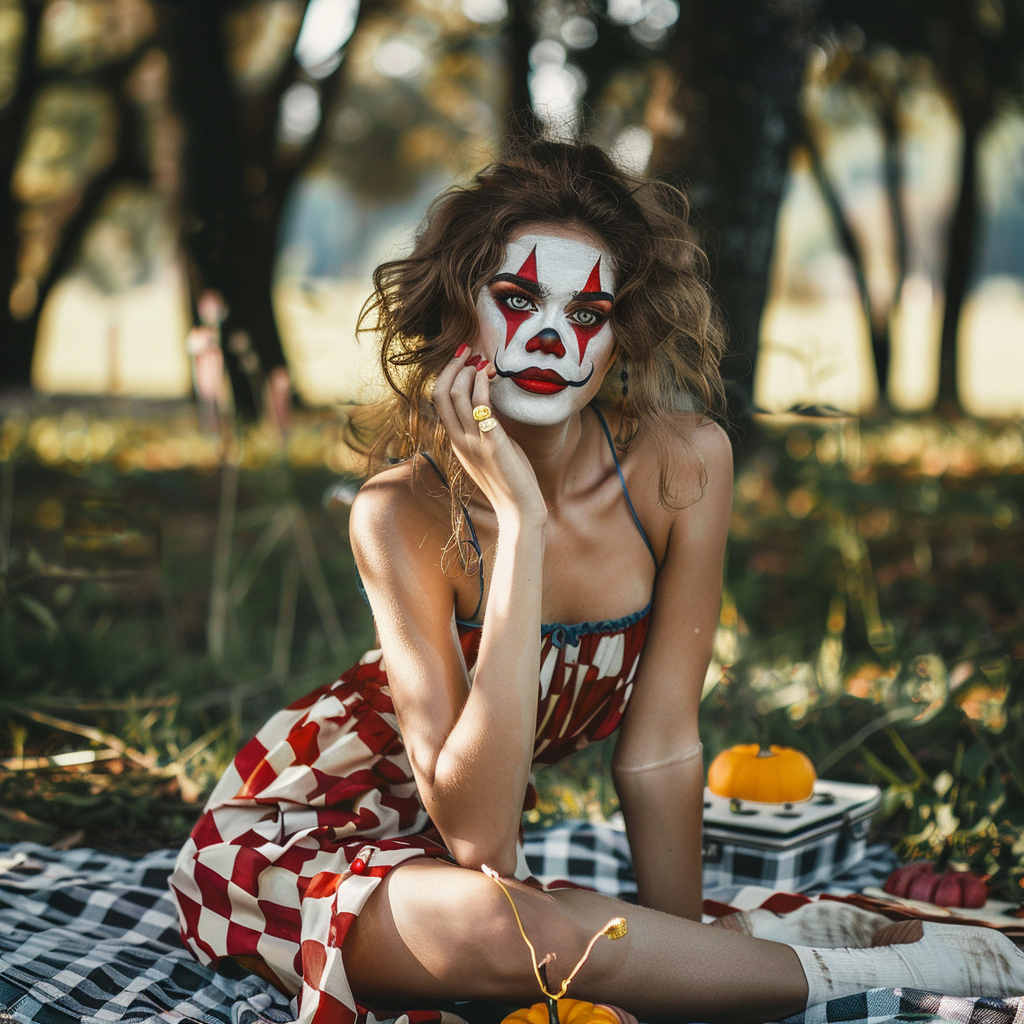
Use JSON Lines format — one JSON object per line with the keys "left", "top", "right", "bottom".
{"left": 351, "top": 350, "right": 546, "bottom": 876}
{"left": 612, "top": 421, "right": 733, "bottom": 920}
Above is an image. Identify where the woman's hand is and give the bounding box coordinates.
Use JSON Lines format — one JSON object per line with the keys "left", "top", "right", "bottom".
{"left": 431, "top": 346, "right": 547, "bottom": 526}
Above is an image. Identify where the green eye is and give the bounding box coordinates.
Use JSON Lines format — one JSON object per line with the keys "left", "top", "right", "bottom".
{"left": 571, "top": 309, "right": 599, "bottom": 326}
{"left": 507, "top": 295, "right": 533, "bottom": 310}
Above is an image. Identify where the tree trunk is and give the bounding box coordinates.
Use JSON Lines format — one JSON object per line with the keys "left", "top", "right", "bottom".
{"left": 875, "top": 92, "right": 907, "bottom": 403}
{"left": 653, "top": 0, "right": 814, "bottom": 426}
{"left": 801, "top": 118, "right": 885, "bottom": 408}
{"left": 502, "top": 0, "right": 539, "bottom": 146}
{"left": 163, "top": 2, "right": 314, "bottom": 415}
{"left": 0, "top": 1, "right": 44, "bottom": 390}
{"left": 937, "top": 110, "right": 982, "bottom": 415}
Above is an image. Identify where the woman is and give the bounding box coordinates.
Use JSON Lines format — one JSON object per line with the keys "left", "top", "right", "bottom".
{"left": 170, "top": 141, "right": 1023, "bottom": 1024}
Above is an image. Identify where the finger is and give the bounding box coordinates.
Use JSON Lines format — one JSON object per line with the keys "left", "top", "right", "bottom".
{"left": 451, "top": 357, "right": 489, "bottom": 432}
{"left": 431, "top": 345, "right": 472, "bottom": 400}
{"left": 470, "top": 364, "right": 500, "bottom": 439}
{"left": 431, "top": 345, "right": 472, "bottom": 428}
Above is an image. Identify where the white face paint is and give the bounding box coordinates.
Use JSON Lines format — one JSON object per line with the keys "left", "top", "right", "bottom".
{"left": 474, "top": 230, "right": 616, "bottom": 426}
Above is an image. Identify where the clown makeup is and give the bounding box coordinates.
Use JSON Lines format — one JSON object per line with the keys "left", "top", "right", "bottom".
{"left": 474, "top": 229, "right": 616, "bottom": 426}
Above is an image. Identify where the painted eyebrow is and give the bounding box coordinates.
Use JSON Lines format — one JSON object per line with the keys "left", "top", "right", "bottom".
{"left": 488, "top": 273, "right": 543, "bottom": 297}
{"left": 489, "top": 276, "right": 614, "bottom": 304}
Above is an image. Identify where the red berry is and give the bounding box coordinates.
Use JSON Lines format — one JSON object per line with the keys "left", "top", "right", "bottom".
{"left": 883, "top": 868, "right": 904, "bottom": 896}
{"left": 886, "top": 865, "right": 989, "bottom": 909}
{"left": 350, "top": 857, "right": 367, "bottom": 875}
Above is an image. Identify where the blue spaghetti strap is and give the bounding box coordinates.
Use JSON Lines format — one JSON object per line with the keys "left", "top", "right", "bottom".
{"left": 591, "top": 405, "right": 659, "bottom": 568}
{"left": 353, "top": 454, "right": 485, "bottom": 624}
{"left": 356, "top": 423, "right": 652, "bottom": 630}
{"left": 420, "top": 453, "right": 485, "bottom": 624}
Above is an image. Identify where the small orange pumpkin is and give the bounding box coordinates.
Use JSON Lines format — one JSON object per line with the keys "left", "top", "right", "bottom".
{"left": 707, "top": 744, "right": 816, "bottom": 803}
{"left": 501, "top": 1000, "right": 637, "bottom": 1024}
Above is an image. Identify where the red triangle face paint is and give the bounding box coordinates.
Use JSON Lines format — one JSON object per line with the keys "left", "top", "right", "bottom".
{"left": 582, "top": 256, "right": 602, "bottom": 295}
{"left": 571, "top": 320, "right": 603, "bottom": 360}
{"left": 500, "top": 303, "right": 533, "bottom": 347}
{"left": 568, "top": 256, "right": 608, "bottom": 359}
{"left": 516, "top": 246, "right": 538, "bottom": 283}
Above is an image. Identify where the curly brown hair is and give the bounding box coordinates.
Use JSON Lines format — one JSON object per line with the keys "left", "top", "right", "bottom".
{"left": 349, "top": 138, "right": 727, "bottom": 565}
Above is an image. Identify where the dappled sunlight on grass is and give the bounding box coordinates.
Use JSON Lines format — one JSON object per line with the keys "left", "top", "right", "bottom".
{"left": 1, "top": 406, "right": 1022, "bottom": 903}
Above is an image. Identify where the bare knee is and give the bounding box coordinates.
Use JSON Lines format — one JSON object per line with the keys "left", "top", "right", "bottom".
{"left": 385, "top": 866, "right": 580, "bottom": 993}
{"left": 345, "top": 862, "right": 587, "bottom": 1005}
{"left": 451, "top": 878, "right": 555, "bottom": 991}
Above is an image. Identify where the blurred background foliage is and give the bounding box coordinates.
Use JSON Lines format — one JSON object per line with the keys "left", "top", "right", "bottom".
{"left": 0, "top": 0, "right": 1023, "bottom": 906}
{"left": 2, "top": 409, "right": 1023, "bottom": 902}
{"left": 0, "top": 0, "right": 1023, "bottom": 413}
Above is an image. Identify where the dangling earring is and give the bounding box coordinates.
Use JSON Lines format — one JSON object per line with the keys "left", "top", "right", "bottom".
{"left": 616, "top": 364, "right": 630, "bottom": 445}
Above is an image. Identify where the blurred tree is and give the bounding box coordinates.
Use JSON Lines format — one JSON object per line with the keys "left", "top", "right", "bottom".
{"left": 162, "top": 0, "right": 416, "bottom": 413}
{"left": 813, "top": 0, "right": 1024, "bottom": 413}
{"left": 164, "top": 0, "right": 307, "bottom": 412}
{"left": 0, "top": 0, "right": 157, "bottom": 390}
{"left": 649, "top": 0, "right": 818, "bottom": 423}
{"left": 797, "top": 36, "right": 909, "bottom": 409}
{"left": 0, "top": 0, "right": 377, "bottom": 411}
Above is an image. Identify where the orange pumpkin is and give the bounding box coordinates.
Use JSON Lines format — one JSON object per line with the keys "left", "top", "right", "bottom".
{"left": 501, "top": 1000, "right": 637, "bottom": 1024}
{"left": 707, "top": 744, "right": 816, "bottom": 803}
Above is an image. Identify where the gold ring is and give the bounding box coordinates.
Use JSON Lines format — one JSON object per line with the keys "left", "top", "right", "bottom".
{"left": 472, "top": 405, "right": 491, "bottom": 422}
{"left": 478, "top": 417, "right": 499, "bottom": 433}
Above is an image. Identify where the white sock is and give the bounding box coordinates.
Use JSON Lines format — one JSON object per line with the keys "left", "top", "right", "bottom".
{"left": 725, "top": 900, "right": 892, "bottom": 948}
{"left": 791, "top": 922, "right": 1024, "bottom": 1007}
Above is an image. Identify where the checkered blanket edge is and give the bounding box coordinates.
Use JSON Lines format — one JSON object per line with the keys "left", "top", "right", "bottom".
{"left": 0, "top": 827, "right": 1020, "bottom": 1024}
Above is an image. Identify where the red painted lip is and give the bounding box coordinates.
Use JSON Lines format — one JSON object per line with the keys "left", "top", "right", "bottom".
{"left": 513, "top": 378, "right": 567, "bottom": 394}
{"left": 510, "top": 367, "right": 570, "bottom": 395}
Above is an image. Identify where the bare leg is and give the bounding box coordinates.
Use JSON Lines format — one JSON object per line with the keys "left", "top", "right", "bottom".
{"left": 343, "top": 858, "right": 808, "bottom": 1024}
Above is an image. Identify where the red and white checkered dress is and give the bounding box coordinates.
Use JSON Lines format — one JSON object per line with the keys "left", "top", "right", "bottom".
{"left": 169, "top": 608, "right": 651, "bottom": 1024}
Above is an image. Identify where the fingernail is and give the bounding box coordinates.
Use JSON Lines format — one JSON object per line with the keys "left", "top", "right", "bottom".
{"left": 476, "top": 359, "right": 489, "bottom": 371}
{"left": 487, "top": 367, "right": 497, "bottom": 378}
{"left": 466, "top": 355, "right": 481, "bottom": 368}
{"left": 455, "top": 343, "right": 469, "bottom": 357}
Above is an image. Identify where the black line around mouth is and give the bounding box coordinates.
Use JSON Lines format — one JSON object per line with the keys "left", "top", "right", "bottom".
{"left": 492, "top": 349, "right": 595, "bottom": 389}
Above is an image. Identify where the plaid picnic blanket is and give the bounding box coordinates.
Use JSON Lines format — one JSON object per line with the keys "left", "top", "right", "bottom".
{"left": 520, "top": 821, "right": 901, "bottom": 903}
{"left": 0, "top": 844, "right": 294, "bottom": 1024}
{"left": 1, "top": 830, "right": 1021, "bottom": 1024}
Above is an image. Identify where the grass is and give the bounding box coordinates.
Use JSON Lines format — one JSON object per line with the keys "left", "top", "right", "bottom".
{"left": 1, "top": 403, "right": 1022, "bottom": 902}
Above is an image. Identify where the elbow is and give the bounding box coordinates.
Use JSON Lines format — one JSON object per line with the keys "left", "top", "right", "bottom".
{"left": 417, "top": 751, "right": 522, "bottom": 878}
{"left": 448, "top": 838, "right": 519, "bottom": 878}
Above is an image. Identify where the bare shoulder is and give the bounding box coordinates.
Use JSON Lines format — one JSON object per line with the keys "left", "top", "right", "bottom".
{"left": 348, "top": 460, "right": 451, "bottom": 568}
{"left": 681, "top": 416, "right": 733, "bottom": 475}
{"left": 656, "top": 414, "right": 732, "bottom": 490}
{"left": 615, "top": 412, "right": 732, "bottom": 510}
{"left": 673, "top": 418, "right": 733, "bottom": 540}
{"left": 599, "top": 409, "right": 731, "bottom": 559}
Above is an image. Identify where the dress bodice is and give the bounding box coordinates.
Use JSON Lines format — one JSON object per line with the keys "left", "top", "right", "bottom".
{"left": 456, "top": 606, "right": 651, "bottom": 764}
